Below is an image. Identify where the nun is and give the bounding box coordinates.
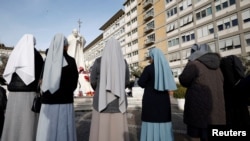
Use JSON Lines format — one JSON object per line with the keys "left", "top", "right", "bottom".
{"left": 2, "top": 34, "right": 44, "bottom": 141}
{"left": 36, "top": 33, "right": 78, "bottom": 141}
{"left": 89, "top": 37, "right": 130, "bottom": 141}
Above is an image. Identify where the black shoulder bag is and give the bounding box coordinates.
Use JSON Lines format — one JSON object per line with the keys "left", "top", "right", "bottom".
{"left": 31, "top": 65, "right": 44, "bottom": 113}
{"left": 31, "top": 84, "right": 42, "bottom": 113}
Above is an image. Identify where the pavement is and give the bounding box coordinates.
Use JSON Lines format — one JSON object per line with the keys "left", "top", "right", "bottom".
{"left": 74, "top": 95, "right": 190, "bottom": 141}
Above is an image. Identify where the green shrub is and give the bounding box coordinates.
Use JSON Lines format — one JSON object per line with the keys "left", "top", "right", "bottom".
{"left": 173, "top": 84, "right": 187, "bottom": 98}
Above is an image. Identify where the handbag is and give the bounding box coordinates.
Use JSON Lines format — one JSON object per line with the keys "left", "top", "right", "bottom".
{"left": 31, "top": 73, "right": 43, "bottom": 113}
{"left": 31, "top": 92, "right": 41, "bottom": 113}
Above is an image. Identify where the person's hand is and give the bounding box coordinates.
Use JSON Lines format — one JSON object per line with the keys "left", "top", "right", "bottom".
{"left": 77, "top": 37, "right": 82, "bottom": 44}
{"left": 168, "top": 91, "right": 174, "bottom": 95}
{"left": 38, "top": 79, "right": 42, "bottom": 86}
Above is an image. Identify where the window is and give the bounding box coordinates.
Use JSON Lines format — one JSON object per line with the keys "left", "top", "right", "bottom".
{"left": 181, "top": 31, "right": 195, "bottom": 43}
{"left": 167, "top": 20, "right": 178, "bottom": 32}
{"left": 207, "top": 7, "right": 212, "bottom": 15}
{"left": 217, "top": 21, "right": 224, "bottom": 31}
{"left": 145, "top": 8, "right": 154, "bottom": 20}
{"left": 194, "top": 0, "right": 202, "bottom": 3}
{"left": 131, "top": 17, "right": 137, "bottom": 23}
{"left": 229, "top": 0, "right": 235, "bottom": 5}
{"left": 182, "top": 48, "right": 191, "bottom": 59}
{"left": 146, "top": 34, "right": 155, "bottom": 43}
{"left": 169, "top": 52, "right": 181, "bottom": 62}
{"left": 245, "top": 33, "right": 250, "bottom": 46}
{"left": 219, "top": 35, "right": 241, "bottom": 52}
{"left": 242, "top": 9, "right": 250, "bottom": 23}
{"left": 232, "top": 18, "right": 238, "bottom": 26}
{"left": 180, "top": 14, "right": 193, "bottom": 27}
{"left": 126, "top": 12, "right": 131, "bottom": 17}
{"left": 196, "top": 13, "right": 201, "bottom": 20}
{"left": 224, "top": 18, "right": 230, "bottom": 29}
{"left": 168, "top": 37, "right": 179, "bottom": 47}
{"left": 215, "top": 0, "right": 236, "bottom": 12}
{"left": 132, "top": 51, "right": 138, "bottom": 56}
{"left": 196, "top": 6, "right": 212, "bottom": 20}
{"left": 222, "top": 1, "right": 228, "bottom": 9}
{"left": 179, "top": 0, "right": 192, "bottom": 12}
{"left": 132, "top": 28, "right": 137, "bottom": 34}
{"left": 132, "top": 39, "right": 138, "bottom": 45}
{"left": 217, "top": 14, "right": 238, "bottom": 32}
{"left": 131, "top": 7, "right": 137, "bottom": 13}
{"left": 216, "top": 5, "right": 221, "bottom": 11}
{"left": 147, "top": 21, "right": 155, "bottom": 28}
{"left": 167, "top": 7, "right": 177, "bottom": 18}
{"left": 166, "top": 0, "right": 173, "bottom": 3}
{"left": 208, "top": 24, "right": 214, "bottom": 34}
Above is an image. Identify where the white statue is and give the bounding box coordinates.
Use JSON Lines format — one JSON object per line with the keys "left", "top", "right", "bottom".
{"left": 67, "top": 28, "right": 94, "bottom": 97}
{"left": 67, "top": 28, "right": 86, "bottom": 68}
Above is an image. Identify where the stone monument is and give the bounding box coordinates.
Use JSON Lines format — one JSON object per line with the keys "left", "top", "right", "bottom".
{"left": 67, "top": 28, "right": 94, "bottom": 97}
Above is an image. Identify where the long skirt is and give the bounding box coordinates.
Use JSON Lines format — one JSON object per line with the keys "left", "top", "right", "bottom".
{"left": 1, "top": 91, "right": 39, "bottom": 141}
{"left": 89, "top": 109, "right": 130, "bottom": 141}
{"left": 140, "top": 121, "right": 174, "bottom": 141}
{"left": 36, "top": 103, "right": 77, "bottom": 141}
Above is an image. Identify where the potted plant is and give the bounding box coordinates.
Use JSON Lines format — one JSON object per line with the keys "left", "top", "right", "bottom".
{"left": 173, "top": 84, "right": 187, "bottom": 111}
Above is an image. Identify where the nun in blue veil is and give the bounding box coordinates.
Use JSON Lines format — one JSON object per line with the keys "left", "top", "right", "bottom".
{"left": 138, "top": 48, "right": 177, "bottom": 141}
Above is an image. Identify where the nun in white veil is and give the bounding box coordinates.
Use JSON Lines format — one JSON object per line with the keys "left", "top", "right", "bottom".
{"left": 36, "top": 33, "right": 78, "bottom": 141}
{"left": 89, "top": 37, "right": 130, "bottom": 141}
{"left": 2, "top": 34, "right": 44, "bottom": 141}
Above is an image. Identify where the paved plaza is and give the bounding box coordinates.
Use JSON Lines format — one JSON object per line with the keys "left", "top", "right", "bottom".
{"left": 74, "top": 95, "right": 189, "bottom": 141}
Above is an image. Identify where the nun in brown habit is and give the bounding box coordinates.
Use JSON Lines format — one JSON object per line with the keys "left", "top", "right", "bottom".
{"left": 89, "top": 37, "right": 130, "bottom": 141}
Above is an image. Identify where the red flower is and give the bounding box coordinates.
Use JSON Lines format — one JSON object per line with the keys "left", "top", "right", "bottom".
{"left": 79, "top": 67, "right": 84, "bottom": 73}
{"left": 84, "top": 75, "right": 90, "bottom": 81}
{"left": 86, "top": 91, "right": 95, "bottom": 96}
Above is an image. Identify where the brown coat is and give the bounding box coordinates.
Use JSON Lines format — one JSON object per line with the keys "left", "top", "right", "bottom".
{"left": 179, "top": 53, "right": 226, "bottom": 128}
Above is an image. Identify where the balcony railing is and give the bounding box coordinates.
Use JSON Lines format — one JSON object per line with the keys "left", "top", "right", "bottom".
{"left": 144, "top": 38, "right": 155, "bottom": 46}
{"left": 144, "top": 26, "right": 154, "bottom": 33}
{"left": 144, "top": 11, "right": 154, "bottom": 21}
{"left": 143, "top": 0, "right": 153, "bottom": 10}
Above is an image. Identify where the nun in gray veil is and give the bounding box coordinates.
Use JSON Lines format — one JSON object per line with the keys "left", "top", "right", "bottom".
{"left": 89, "top": 37, "right": 130, "bottom": 141}
{"left": 36, "top": 33, "right": 79, "bottom": 141}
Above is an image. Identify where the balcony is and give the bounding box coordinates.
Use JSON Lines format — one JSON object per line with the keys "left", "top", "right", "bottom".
{"left": 144, "top": 38, "right": 155, "bottom": 46}
{"left": 144, "top": 51, "right": 150, "bottom": 60}
{"left": 144, "top": 26, "right": 154, "bottom": 33}
{"left": 143, "top": 0, "right": 153, "bottom": 10}
{"left": 144, "top": 11, "right": 154, "bottom": 21}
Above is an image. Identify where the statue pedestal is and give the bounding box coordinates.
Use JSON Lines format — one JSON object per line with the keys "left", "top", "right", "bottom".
{"left": 74, "top": 72, "right": 94, "bottom": 97}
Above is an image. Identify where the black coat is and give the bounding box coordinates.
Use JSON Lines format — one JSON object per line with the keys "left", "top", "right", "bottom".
{"left": 0, "top": 86, "right": 7, "bottom": 138}
{"left": 138, "top": 64, "right": 172, "bottom": 122}
{"left": 41, "top": 52, "right": 78, "bottom": 104}
{"left": 220, "top": 55, "right": 250, "bottom": 126}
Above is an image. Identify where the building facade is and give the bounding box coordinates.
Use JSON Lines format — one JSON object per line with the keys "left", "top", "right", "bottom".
{"left": 165, "top": 0, "right": 250, "bottom": 80}
{"left": 84, "top": 0, "right": 250, "bottom": 80}
{"left": 84, "top": 9, "right": 126, "bottom": 70}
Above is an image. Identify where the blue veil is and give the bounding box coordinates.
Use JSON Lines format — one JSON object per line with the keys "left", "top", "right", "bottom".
{"left": 149, "top": 48, "right": 177, "bottom": 91}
